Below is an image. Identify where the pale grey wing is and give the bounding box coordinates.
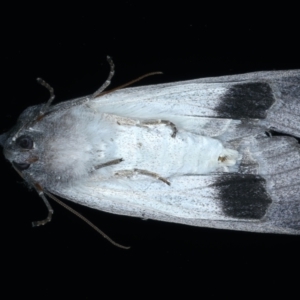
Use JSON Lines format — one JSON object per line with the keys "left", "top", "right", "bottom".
{"left": 49, "top": 169, "right": 299, "bottom": 235}
{"left": 89, "top": 69, "right": 300, "bottom": 139}
{"left": 48, "top": 69, "right": 300, "bottom": 234}
{"left": 48, "top": 134, "right": 300, "bottom": 235}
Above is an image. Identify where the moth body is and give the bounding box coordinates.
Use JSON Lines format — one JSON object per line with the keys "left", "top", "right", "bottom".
{"left": 1, "top": 67, "right": 299, "bottom": 236}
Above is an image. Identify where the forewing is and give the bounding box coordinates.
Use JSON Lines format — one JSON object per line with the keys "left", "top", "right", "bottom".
{"left": 46, "top": 70, "right": 300, "bottom": 235}
{"left": 87, "top": 69, "right": 300, "bottom": 137}
{"left": 49, "top": 172, "right": 298, "bottom": 235}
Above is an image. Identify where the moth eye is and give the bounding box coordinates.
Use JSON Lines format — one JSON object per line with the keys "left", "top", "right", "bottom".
{"left": 16, "top": 135, "right": 33, "bottom": 149}
{"left": 13, "top": 162, "right": 31, "bottom": 171}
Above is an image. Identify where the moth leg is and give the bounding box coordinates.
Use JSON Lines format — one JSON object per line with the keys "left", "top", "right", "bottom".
{"left": 32, "top": 183, "right": 54, "bottom": 227}
{"left": 36, "top": 78, "right": 55, "bottom": 117}
{"left": 11, "top": 166, "right": 54, "bottom": 226}
{"left": 140, "top": 119, "right": 178, "bottom": 138}
{"left": 94, "top": 158, "right": 124, "bottom": 170}
{"left": 115, "top": 169, "right": 170, "bottom": 185}
{"left": 64, "top": 56, "right": 115, "bottom": 104}
{"left": 92, "top": 56, "right": 115, "bottom": 98}
{"left": 134, "top": 168, "right": 171, "bottom": 185}
{"left": 44, "top": 191, "right": 130, "bottom": 249}
{"left": 40, "top": 57, "right": 115, "bottom": 118}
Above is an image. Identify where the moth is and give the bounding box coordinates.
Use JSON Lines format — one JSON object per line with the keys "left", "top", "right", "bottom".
{"left": 1, "top": 58, "right": 299, "bottom": 247}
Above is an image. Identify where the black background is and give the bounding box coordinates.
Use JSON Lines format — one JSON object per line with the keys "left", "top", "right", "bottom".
{"left": 1, "top": 3, "right": 299, "bottom": 298}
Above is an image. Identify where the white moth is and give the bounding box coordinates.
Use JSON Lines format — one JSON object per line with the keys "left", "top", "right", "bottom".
{"left": 1, "top": 58, "right": 300, "bottom": 244}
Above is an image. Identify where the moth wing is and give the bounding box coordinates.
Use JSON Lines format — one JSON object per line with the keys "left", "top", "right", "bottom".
{"left": 88, "top": 69, "right": 300, "bottom": 138}
{"left": 47, "top": 70, "right": 300, "bottom": 235}
{"left": 50, "top": 168, "right": 299, "bottom": 235}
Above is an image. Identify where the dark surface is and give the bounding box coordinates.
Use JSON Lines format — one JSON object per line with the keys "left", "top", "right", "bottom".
{"left": 1, "top": 3, "right": 299, "bottom": 299}
{"left": 217, "top": 174, "right": 272, "bottom": 219}
{"left": 218, "top": 82, "right": 275, "bottom": 118}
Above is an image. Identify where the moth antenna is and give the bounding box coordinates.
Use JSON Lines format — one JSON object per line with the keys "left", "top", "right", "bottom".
{"left": 92, "top": 57, "right": 162, "bottom": 98}
{"left": 37, "top": 58, "right": 162, "bottom": 116}
{"left": 13, "top": 165, "right": 128, "bottom": 249}
{"left": 94, "top": 71, "right": 163, "bottom": 98}
{"left": 36, "top": 77, "right": 55, "bottom": 116}
{"left": 44, "top": 191, "right": 130, "bottom": 250}
{"left": 91, "top": 56, "right": 115, "bottom": 98}
{"left": 9, "top": 57, "right": 162, "bottom": 142}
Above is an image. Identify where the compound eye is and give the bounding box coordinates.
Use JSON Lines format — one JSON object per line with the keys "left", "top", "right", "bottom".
{"left": 16, "top": 135, "right": 33, "bottom": 149}
{"left": 13, "top": 162, "right": 31, "bottom": 171}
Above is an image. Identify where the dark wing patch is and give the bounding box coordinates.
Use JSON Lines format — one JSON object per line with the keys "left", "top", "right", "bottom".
{"left": 216, "top": 174, "right": 272, "bottom": 219}
{"left": 217, "top": 82, "right": 275, "bottom": 119}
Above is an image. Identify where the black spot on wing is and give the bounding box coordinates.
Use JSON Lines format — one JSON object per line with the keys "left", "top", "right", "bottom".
{"left": 216, "top": 174, "right": 272, "bottom": 219}
{"left": 217, "top": 82, "right": 275, "bottom": 119}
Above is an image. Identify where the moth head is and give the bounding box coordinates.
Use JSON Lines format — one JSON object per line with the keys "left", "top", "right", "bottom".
{"left": 0, "top": 104, "right": 43, "bottom": 172}
{"left": 1, "top": 78, "right": 55, "bottom": 174}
